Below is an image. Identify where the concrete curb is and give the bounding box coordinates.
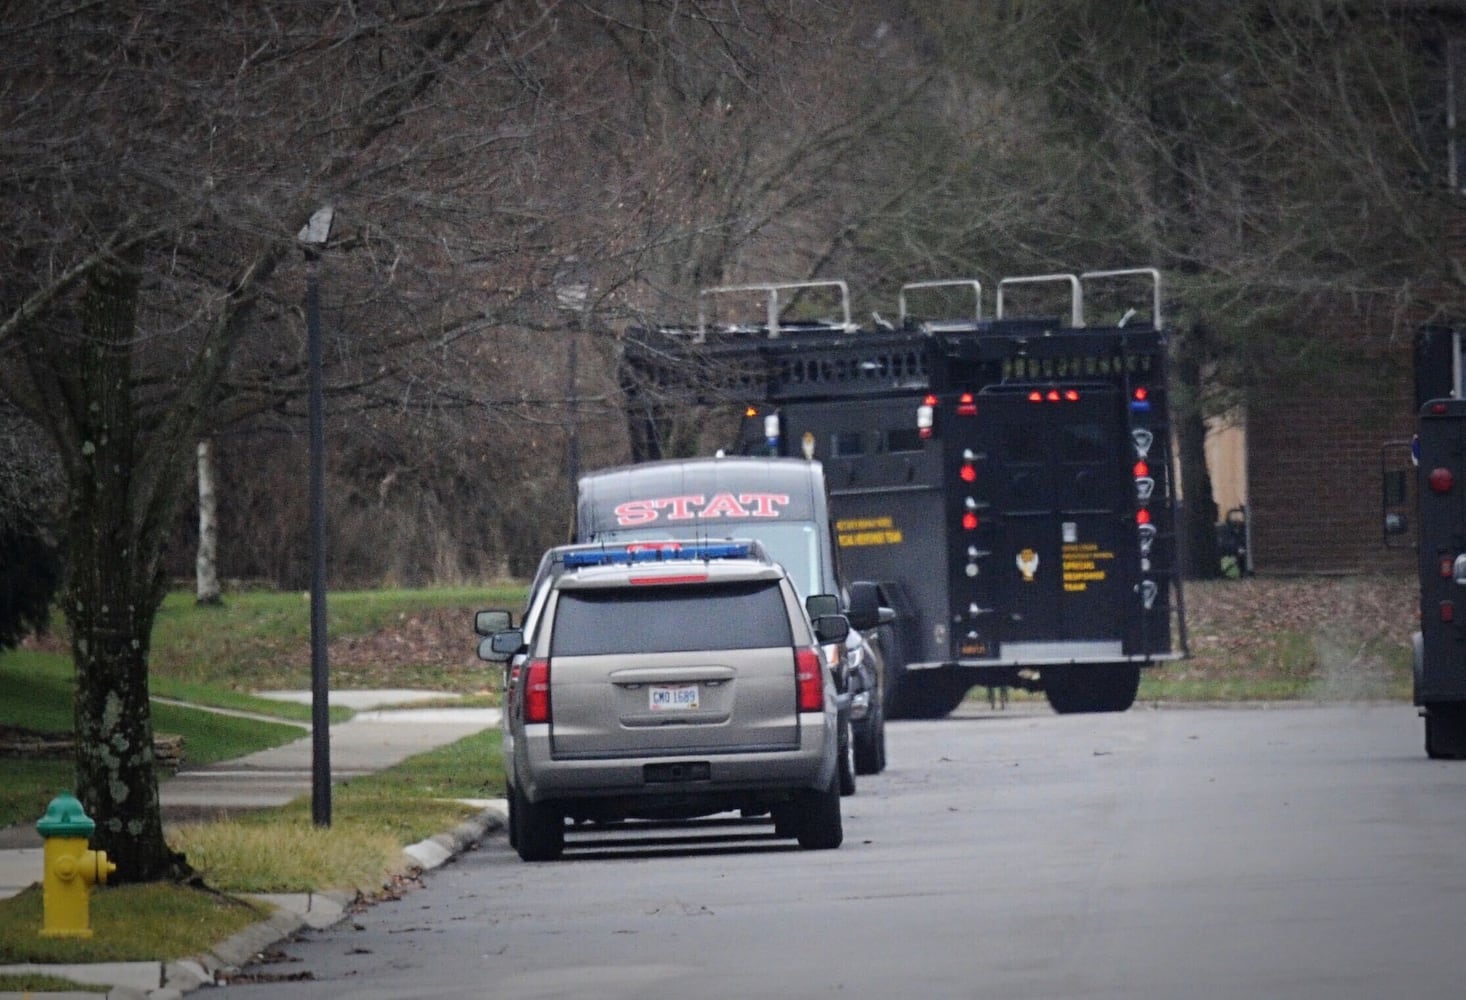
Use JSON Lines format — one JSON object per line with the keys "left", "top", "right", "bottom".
{"left": 0, "top": 805, "right": 505, "bottom": 999}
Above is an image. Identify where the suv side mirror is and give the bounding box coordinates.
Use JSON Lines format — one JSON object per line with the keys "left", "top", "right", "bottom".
{"left": 812, "top": 614, "right": 850, "bottom": 645}
{"left": 477, "top": 628, "right": 524, "bottom": 663}
{"left": 475, "top": 609, "right": 512, "bottom": 636}
{"left": 806, "top": 594, "right": 839, "bottom": 619}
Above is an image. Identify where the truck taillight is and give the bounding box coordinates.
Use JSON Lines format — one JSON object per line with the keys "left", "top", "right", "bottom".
{"left": 523, "top": 658, "right": 551, "bottom": 723}
{"left": 962, "top": 511, "right": 979, "bottom": 530}
{"left": 959, "top": 462, "right": 977, "bottom": 483}
{"left": 1133, "top": 460, "right": 1149, "bottom": 478}
{"left": 795, "top": 647, "right": 824, "bottom": 711}
{"left": 1136, "top": 509, "right": 1152, "bottom": 526}
{"left": 917, "top": 394, "right": 936, "bottom": 439}
{"left": 956, "top": 392, "right": 977, "bottom": 416}
{"left": 1429, "top": 467, "right": 1454, "bottom": 494}
{"left": 1025, "top": 388, "right": 1081, "bottom": 402}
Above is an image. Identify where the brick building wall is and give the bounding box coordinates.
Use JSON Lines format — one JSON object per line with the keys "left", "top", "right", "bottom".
{"left": 1244, "top": 336, "right": 1417, "bottom": 575}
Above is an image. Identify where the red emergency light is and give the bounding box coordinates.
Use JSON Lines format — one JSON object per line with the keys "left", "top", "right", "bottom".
{"left": 1136, "top": 509, "right": 1152, "bottom": 526}
{"left": 1133, "top": 461, "right": 1149, "bottom": 478}
{"left": 1429, "top": 467, "right": 1454, "bottom": 494}
{"left": 959, "top": 462, "right": 977, "bottom": 483}
{"left": 956, "top": 392, "right": 977, "bottom": 416}
{"left": 1026, "top": 388, "right": 1081, "bottom": 402}
{"left": 962, "top": 512, "right": 979, "bottom": 530}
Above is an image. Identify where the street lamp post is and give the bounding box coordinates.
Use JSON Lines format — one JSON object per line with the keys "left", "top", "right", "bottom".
{"left": 298, "top": 206, "right": 335, "bottom": 828}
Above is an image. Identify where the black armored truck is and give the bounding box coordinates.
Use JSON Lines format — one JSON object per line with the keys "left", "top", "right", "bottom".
{"left": 620, "top": 270, "right": 1189, "bottom": 718}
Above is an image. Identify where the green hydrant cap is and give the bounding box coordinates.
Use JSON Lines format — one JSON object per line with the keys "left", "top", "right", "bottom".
{"left": 36, "top": 792, "right": 96, "bottom": 838}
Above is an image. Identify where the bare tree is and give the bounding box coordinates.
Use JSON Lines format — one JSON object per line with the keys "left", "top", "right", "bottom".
{"left": 0, "top": 0, "right": 569, "bottom": 881}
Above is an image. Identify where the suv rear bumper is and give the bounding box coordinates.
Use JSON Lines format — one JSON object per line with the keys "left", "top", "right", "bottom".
{"left": 518, "top": 714, "right": 835, "bottom": 803}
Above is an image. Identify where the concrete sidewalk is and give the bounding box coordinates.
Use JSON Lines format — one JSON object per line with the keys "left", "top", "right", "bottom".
{"left": 0, "top": 690, "right": 504, "bottom": 998}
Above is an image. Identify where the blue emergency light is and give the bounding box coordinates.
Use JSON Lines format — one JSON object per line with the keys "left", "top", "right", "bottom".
{"left": 561, "top": 541, "right": 758, "bottom": 568}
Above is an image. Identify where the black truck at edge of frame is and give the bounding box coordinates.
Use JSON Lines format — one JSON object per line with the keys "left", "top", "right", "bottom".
{"left": 621, "top": 269, "right": 1191, "bottom": 718}
{"left": 1384, "top": 325, "right": 1466, "bottom": 758}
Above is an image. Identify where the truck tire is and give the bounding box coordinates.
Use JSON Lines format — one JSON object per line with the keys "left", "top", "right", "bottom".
{"left": 795, "top": 773, "right": 844, "bottom": 850}
{"left": 1044, "top": 664, "right": 1140, "bottom": 714}
{"left": 515, "top": 787, "right": 565, "bottom": 862}
{"left": 889, "top": 673, "right": 969, "bottom": 719}
{"left": 1424, "top": 704, "right": 1466, "bottom": 760}
{"left": 838, "top": 711, "right": 856, "bottom": 796}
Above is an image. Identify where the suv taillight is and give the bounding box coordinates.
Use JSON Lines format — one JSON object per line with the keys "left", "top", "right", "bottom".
{"left": 795, "top": 647, "right": 823, "bottom": 712}
{"left": 524, "top": 658, "right": 551, "bottom": 723}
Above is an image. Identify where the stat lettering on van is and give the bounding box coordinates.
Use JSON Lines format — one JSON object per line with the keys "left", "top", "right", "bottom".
{"left": 612, "top": 492, "right": 792, "bottom": 527}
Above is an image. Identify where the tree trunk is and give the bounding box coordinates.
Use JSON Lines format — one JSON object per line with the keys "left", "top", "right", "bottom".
{"left": 195, "top": 439, "right": 222, "bottom": 605}
{"left": 66, "top": 254, "right": 190, "bottom": 883}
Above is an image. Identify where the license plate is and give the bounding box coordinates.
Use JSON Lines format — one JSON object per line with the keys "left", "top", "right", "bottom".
{"left": 649, "top": 683, "right": 699, "bottom": 711}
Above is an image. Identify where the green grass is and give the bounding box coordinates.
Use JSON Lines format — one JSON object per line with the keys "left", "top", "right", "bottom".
{"left": 0, "top": 648, "right": 313, "bottom": 828}
{"left": 0, "top": 760, "right": 76, "bottom": 832}
{"left": 147, "top": 585, "right": 526, "bottom": 692}
{"left": 0, "top": 882, "right": 267, "bottom": 964}
{"left": 171, "top": 729, "right": 505, "bottom": 893}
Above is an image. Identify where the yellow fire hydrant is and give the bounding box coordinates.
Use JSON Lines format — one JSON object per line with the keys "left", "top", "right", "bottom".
{"left": 36, "top": 792, "right": 116, "bottom": 938}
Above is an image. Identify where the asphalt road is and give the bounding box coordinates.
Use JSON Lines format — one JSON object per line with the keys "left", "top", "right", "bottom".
{"left": 223, "top": 703, "right": 1466, "bottom": 1000}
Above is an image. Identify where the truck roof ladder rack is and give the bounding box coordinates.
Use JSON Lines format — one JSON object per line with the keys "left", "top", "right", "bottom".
{"left": 696, "top": 281, "right": 854, "bottom": 343}
{"left": 996, "top": 273, "right": 1083, "bottom": 328}
{"left": 897, "top": 280, "right": 983, "bottom": 333}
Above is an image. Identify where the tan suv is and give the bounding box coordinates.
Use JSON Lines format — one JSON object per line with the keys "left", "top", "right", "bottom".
{"left": 477, "top": 540, "right": 848, "bottom": 862}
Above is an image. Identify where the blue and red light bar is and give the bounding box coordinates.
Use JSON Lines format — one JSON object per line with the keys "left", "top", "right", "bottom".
{"left": 561, "top": 541, "right": 758, "bottom": 568}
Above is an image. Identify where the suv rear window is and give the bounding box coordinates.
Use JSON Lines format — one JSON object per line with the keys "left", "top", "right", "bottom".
{"left": 550, "top": 580, "right": 793, "bottom": 656}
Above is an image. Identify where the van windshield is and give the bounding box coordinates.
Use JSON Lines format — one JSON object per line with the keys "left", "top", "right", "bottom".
{"left": 592, "top": 523, "right": 823, "bottom": 599}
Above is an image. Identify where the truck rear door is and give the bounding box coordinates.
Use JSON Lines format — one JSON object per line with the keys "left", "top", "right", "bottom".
{"left": 947, "top": 386, "right": 1132, "bottom": 658}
